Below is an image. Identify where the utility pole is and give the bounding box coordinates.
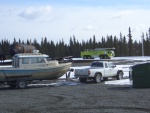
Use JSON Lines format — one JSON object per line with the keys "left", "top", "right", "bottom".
{"left": 141, "top": 32, "right": 144, "bottom": 56}
{"left": 127, "top": 27, "right": 132, "bottom": 56}
{"left": 149, "top": 28, "right": 150, "bottom": 39}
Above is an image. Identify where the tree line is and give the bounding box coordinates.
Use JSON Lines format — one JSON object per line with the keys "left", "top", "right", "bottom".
{"left": 0, "top": 27, "right": 150, "bottom": 58}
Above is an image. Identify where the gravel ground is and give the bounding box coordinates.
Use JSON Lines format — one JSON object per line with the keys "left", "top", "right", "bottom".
{"left": 0, "top": 79, "right": 150, "bottom": 113}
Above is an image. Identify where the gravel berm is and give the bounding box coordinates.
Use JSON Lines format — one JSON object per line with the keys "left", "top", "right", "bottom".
{"left": 0, "top": 80, "right": 150, "bottom": 113}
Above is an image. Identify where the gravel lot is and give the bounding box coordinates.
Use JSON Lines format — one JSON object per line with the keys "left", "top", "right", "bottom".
{"left": 0, "top": 79, "right": 150, "bottom": 113}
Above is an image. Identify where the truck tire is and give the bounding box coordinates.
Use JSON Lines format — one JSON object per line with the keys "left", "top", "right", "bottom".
{"left": 87, "top": 55, "right": 91, "bottom": 59}
{"left": 94, "top": 73, "right": 102, "bottom": 83}
{"left": 117, "top": 71, "right": 123, "bottom": 80}
{"left": 83, "top": 56, "right": 86, "bottom": 59}
{"left": 17, "top": 79, "right": 28, "bottom": 89}
{"left": 79, "top": 78, "right": 87, "bottom": 83}
{"left": 99, "top": 54, "right": 109, "bottom": 59}
{"left": 83, "top": 55, "right": 91, "bottom": 59}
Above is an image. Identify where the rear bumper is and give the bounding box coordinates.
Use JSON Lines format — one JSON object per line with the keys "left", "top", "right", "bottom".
{"left": 74, "top": 75, "right": 92, "bottom": 78}
{"left": 74, "top": 74, "right": 87, "bottom": 77}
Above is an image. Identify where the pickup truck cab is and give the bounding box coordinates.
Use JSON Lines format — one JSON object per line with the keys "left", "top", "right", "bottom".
{"left": 74, "top": 61, "right": 123, "bottom": 83}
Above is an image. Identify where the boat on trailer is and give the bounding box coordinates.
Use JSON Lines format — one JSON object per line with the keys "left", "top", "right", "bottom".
{"left": 0, "top": 50, "right": 72, "bottom": 88}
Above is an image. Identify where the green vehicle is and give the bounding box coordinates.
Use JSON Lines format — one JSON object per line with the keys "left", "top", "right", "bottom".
{"left": 81, "top": 48, "right": 115, "bottom": 59}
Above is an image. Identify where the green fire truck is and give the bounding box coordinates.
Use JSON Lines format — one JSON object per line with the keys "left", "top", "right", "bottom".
{"left": 81, "top": 48, "right": 115, "bottom": 59}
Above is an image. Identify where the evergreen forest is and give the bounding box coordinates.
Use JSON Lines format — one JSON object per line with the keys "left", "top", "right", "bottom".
{"left": 0, "top": 27, "right": 150, "bottom": 59}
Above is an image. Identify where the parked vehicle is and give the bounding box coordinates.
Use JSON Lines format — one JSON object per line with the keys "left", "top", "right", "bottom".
{"left": 74, "top": 61, "right": 123, "bottom": 83}
{"left": 81, "top": 48, "right": 115, "bottom": 59}
{"left": 0, "top": 50, "right": 72, "bottom": 89}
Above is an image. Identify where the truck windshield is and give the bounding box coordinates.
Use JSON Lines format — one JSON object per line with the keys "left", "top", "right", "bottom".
{"left": 91, "top": 62, "right": 103, "bottom": 67}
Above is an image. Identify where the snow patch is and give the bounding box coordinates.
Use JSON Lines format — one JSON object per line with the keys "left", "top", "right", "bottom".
{"left": 105, "top": 79, "right": 130, "bottom": 85}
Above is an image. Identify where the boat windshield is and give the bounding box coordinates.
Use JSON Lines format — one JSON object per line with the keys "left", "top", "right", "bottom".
{"left": 30, "top": 58, "right": 46, "bottom": 64}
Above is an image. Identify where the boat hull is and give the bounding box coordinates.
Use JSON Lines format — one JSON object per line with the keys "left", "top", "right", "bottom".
{"left": 0, "top": 63, "right": 72, "bottom": 82}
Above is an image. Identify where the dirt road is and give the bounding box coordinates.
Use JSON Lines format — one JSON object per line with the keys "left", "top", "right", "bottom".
{"left": 0, "top": 80, "right": 150, "bottom": 113}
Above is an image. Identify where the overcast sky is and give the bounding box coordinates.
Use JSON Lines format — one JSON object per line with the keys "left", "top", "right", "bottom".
{"left": 0, "top": 0, "right": 150, "bottom": 44}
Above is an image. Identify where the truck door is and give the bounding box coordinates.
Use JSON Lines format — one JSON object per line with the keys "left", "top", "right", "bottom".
{"left": 104, "top": 63, "right": 112, "bottom": 77}
{"left": 107, "top": 62, "right": 117, "bottom": 76}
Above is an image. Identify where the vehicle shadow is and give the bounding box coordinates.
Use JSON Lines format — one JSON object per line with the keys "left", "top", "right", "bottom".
{"left": 0, "top": 79, "right": 82, "bottom": 90}
{"left": 107, "top": 85, "right": 132, "bottom": 91}
{"left": 0, "top": 84, "right": 58, "bottom": 90}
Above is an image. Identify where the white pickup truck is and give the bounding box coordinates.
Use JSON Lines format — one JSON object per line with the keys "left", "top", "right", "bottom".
{"left": 74, "top": 61, "right": 123, "bottom": 83}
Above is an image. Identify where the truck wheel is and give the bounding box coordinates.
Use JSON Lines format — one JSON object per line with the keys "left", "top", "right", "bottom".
{"left": 117, "top": 71, "right": 123, "bottom": 80}
{"left": 87, "top": 55, "right": 91, "bottom": 59}
{"left": 94, "top": 74, "right": 102, "bottom": 83}
{"left": 17, "top": 79, "right": 28, "bottom": 89}
{"left": 99, "top": 54, "right": 109, "bottom": 59}
{"left": 83, "top": 56, "right": 86, "bottom": 59}
{"left": 79, "top": 78, "right": 87, "bottom": 83}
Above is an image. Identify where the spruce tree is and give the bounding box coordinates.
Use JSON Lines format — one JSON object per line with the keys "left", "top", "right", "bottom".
{"left": 128, "top": 27, "right": 133, "bottom": 56}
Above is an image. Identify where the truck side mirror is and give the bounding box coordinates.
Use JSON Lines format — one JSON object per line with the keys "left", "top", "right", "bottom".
{"left": 112, "top": 65, "right": 116, "bottom": 68}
